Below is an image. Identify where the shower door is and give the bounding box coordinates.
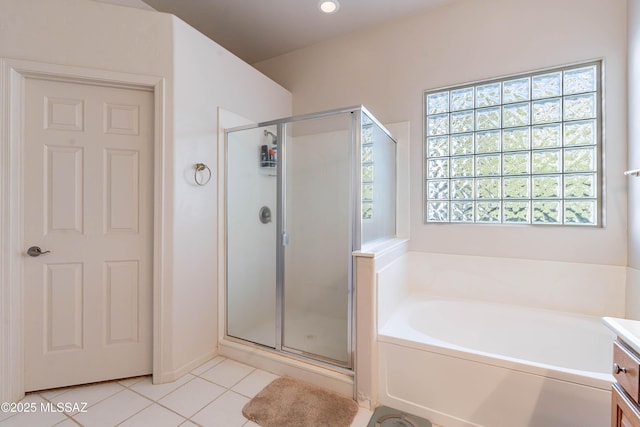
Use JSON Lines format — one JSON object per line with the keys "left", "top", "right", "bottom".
{"left": 226, "top": 108, "right": 365, "bottom": 370}
{"left": 281, "top": 113, "right": 354, "bottom": 367}
{"left": 226, "top": 125, "right": 278, "bottom": 348}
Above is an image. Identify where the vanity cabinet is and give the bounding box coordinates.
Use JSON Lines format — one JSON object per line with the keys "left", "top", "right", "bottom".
{"left": 612, "top": 340, "right": 640, "bottom": 426}
{"left": 612, "top": 383, "right": 640, "bottom": 427}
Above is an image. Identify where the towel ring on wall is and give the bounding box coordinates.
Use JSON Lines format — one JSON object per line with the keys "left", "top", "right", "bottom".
{"left": 194, "top": 163, "right": 212, "bottom": 186}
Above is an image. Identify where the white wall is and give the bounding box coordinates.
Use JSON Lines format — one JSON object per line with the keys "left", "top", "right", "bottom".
{"left": 0, "top": 0, "right": 291, "bottom": 386}
{"left": 170, "top": 17, "right": 290, "bottom": 377}
{"left": 256, "top": 0, "right": 628, "bottom": 266}
{"left": 0, "top": 0, "right": 173, "bottom": 75}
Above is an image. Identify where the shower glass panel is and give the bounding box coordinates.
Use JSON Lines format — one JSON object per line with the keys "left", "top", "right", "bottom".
{"left": 361, "top": 112, "right": 397, "bottom": 245}
{"left": 225, "top": 106, "right": 396, "bottom": 371}
{"left": 282, "top": 113, "right": 353, "bottom": 366}
{"left": 226, "top": 125, "right": 278, "bottom": 348}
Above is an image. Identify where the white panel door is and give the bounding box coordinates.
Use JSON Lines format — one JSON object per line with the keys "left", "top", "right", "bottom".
{"left": 23, "top": 78, "right": 154, "bottom": 391}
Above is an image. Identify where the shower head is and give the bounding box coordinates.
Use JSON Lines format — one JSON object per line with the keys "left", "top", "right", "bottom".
{"left": 264, "top": 130, "right": 277, "bottom": 145}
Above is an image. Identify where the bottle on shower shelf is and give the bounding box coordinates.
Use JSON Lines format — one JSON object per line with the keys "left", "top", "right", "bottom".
{"left": 268, "top": 148, "right": 275, "bottom": 167}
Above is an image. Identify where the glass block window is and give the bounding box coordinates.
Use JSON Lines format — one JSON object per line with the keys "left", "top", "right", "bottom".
{"left": 362, "top": 114, "right": 374, "bottom": 220}
{"left": 424, "top": 61, "right": 601, "bottom": 225}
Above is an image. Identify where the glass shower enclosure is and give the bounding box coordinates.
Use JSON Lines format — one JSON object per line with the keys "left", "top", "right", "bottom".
{"left": 225, "top": 106, "right": 396, "bottom": 370}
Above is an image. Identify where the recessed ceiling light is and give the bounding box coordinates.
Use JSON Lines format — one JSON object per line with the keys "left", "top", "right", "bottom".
{"left": 319, "top": 0, "right": 340, "bottom": 14}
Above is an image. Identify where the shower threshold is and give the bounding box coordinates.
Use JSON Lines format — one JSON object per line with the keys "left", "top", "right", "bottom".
{"left": 224, "top": 334, "right": 353, "bottom": 375}
{"left": 219, "top": 337, "right": 354, "bottom": 398}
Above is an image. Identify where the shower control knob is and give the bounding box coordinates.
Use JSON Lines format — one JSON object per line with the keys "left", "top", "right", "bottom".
{"left": 259, "top": 206, "right": 272, "bottom": 224}
{"left": 613, "top": 363, "right": 627, "bottom": 375}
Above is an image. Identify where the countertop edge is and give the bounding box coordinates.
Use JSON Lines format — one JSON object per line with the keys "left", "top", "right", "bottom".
{"left": 603, "top": 316, "right": 640, "bottom": 355}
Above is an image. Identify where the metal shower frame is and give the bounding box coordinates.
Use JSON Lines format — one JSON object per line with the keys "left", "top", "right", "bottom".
{"left": 223, "top": 105, "right": 396, "bottom": 375}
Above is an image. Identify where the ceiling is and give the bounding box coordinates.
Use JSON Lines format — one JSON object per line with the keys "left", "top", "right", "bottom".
{"left": 141, "top": 0, "right": 456, "bottom": 64}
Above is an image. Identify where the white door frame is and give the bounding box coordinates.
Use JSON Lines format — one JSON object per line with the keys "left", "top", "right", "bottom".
{"left": 0, "top": 58, "right": 167, "bottom": 402}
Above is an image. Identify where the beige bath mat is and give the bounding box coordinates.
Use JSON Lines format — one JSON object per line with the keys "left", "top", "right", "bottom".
{"left": 242, "top": 376, "right": 359, "bottom": 427}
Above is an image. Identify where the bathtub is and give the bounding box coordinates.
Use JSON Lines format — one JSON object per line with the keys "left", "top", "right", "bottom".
{"left": 378, "top": 296, "right": 616, "bottom": 427}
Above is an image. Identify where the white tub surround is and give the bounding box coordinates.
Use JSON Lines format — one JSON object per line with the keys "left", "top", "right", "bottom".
{"left": 379, "top": 340, "right": 611, "bottom": 427}
{"left": 377, "top": 252, "right": 625, "bottom": 427}
{"left": 399, "top": 251, "right": 626, "bottom": 317}
{"left": 354, "top": 238, "right": 408, "bottom": 409}
{"left": 379, "top": 298, "right": 614, "bottom": 427}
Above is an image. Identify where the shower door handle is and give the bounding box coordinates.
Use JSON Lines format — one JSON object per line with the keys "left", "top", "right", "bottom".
{"left": 281, "top": 232, "right": 289, "bottom": 246}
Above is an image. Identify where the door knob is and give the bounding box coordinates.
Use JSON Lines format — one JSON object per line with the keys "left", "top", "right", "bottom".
{"left": 27, "top": 246, "right": 51, "bottom": 257}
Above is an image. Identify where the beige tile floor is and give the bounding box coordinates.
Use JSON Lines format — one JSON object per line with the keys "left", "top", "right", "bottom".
{"left": 0, "top": 356, "right": 375, "bottom": 427}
